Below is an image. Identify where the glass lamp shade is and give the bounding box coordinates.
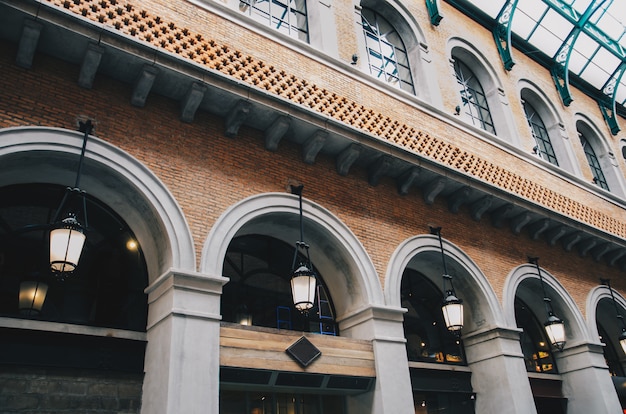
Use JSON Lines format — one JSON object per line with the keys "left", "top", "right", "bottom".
{"left": 235, "top": 305, "right": 253, "bottom": 326}
{"left": 442, "top": 292, "right": 464, "bottom": 332}
{"left": 291, "top": 264, "right": 316, "bottom": 312}
{"left": 19, "top": 280, "right": 48, "bottom": 315}
{"left": 544, "top": 313, "right": 566, "bottom": 351}
{"left": 50, "top": 215, "right": 86, "bottom": 273}
{"left": 619, "top": 329, "right": 626, "bottom": 355}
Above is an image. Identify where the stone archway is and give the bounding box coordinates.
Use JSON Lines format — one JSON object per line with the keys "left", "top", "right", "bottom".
{"left": 0, "top": 126, "right": 195, "bottom": 279}
{"left": 504, "top": 264, "right": 621, "bottom": 414}
{"left": 202, "top": 191, "right": 417, "bottom": 413}
{"left": 201, "top": 191, "right": 384, "bottom": 321}
{"left": 385, "top": 234, "right": 535, "bottom": 414}
{"left": 0, "top": 126, "right": 198, "bottom": 414}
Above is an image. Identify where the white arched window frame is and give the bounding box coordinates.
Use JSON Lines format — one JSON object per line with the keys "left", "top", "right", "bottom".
{"left": 213, "top": 0, "right": 336, "bottom": 54}
{"left": 233, "top": 0, "right": 309, "bottom": 42}
{"left": 353, "top": 0, "right": 442, "bottom": 105}
{"left": 576, "top": 118, "right": 626, "bottom": 198}
{"left": 519, "top": 83, "right": 580, "bottom": 175}
{"left": 448, "top": 40, "right": 519, "bottom": 143}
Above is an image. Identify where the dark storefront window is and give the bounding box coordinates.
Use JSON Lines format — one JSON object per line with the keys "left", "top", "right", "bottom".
{"left": 0, "top": 183, "right": 148, "bottom": 331}
{"left": 515, "top": 298, "right": 558, "bottom": 374}
{"left": 413, "top": 391, "right": 475, "bottom": 414}
{"left": 0, "top": 183, "right": 148, "bottom": 373}
{"left": 221, "top": 235, "right": 338, "bottom": 335}
{"left": 220, "top": 390, "right": 345, "bottom": 413}
{"left": 401, "top": 268, "right": 466, "bottom": 364}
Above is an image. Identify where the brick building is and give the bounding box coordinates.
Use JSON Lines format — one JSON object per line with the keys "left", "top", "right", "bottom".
{"left": 1, "top": 0, "right": 625, "bottom": 413}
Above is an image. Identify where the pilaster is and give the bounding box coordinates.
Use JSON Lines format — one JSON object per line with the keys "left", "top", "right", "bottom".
{"left": 141, "top": 269, "right": 229, "bottom": 414}
{"left": 463, "top": 326, "right": 537, "bottom": 414}
{"left": 339, "top": 305, "right": 414, "bottom": 414}
{"left": 556, "top": 341, "right": 622, "bottom": 414}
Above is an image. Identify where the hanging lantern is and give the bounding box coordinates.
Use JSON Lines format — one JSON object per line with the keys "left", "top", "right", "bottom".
{"left": 530, "top": 257, "right": 566, "bottom": 351}
{"left": 544, "top": 312, "right": 566, "bottom": 351}
{"left": 619, "top": 329, "right": 626, "bottom": 355}
{"left": 442, "top": 289, "right": 464, "bottom": 332}
{"left": 50, "top": 213, "right": 86, "bottom": 274}
{"left": 19, "top": 280, "right": 48, "bottom": 315}
{"left": 289, "top": 184, "right": 317, "bottom": 316}
{"left": 291, "top": 263, "right": 316, "bottom": 312}
{"left": 48, "top": 120, "right": 93, "bottom": 276}
{"left": 431, "top": 226, "right": 464, "bottom": 334}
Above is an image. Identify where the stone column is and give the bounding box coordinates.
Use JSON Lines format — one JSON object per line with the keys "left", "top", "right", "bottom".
{"left": 463, "top": 327, "right": 538, "bottom": 414}
{"left": 557, "top": 342, "right": 622, "bottom": 414}
{"left": 339, "top": 305, "right": 414, "bottom": 414}
{"left": 141, "top": 269, "right": 228, "bottom": 414}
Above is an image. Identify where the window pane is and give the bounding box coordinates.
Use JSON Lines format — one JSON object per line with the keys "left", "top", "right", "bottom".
{"left": 361, "top": 8, "right": 415, "bottom": 94}
{"left": 401, "top": 269, "right": 467, "bottom": 365}
{"left": 454, "top": 60, "right": 496, "bottom": 134}
{"left": 515, "top": 298, "right": 558, "bottom": 374}
{"left": 238, "top": 0, "right": 308, "bottom": 42}
{"left": 579, "top": 133, "right": 609, "bottom": 190}
{"left": 524, "top": 101, "right": 558, "bottom": 166}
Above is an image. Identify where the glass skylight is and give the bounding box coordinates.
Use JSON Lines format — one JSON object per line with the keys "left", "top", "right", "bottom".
{"left": 463, "top": 0, "right": 626, "bottom": 110}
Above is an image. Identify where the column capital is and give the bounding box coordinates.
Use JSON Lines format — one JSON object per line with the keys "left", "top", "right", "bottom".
{"left": 146, "top": 268, "right": 229, "bottom": 330}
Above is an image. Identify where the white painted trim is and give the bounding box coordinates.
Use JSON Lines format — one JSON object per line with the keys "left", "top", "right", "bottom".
{"left": 200, "top": 192, "right": 384, "bottom": 315}
{"left": 0, "top": 126, "right": 196, "bottom": 279}
{"left": 384, "top": 233, "right": 505, "bottom": 328}
{"left": 503, "top": 263, "right": 592, "bottom": 343}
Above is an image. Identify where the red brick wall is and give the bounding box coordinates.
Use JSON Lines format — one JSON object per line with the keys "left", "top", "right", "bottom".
{"left": 1, "top": 38, "right": 622, "bottom": 317}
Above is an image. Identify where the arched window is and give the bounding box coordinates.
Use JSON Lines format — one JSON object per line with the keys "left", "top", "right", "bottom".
{"left": 221, "top": 234, "right": 337, "bottom": 335}
{"left": 579, "top": 132, "right": 609, "bottom": 190}
{"left": 360, "top": 7, "right": 414, "bottom": 93}
{"left": 523, "top": 101, "right": 558, "bottom": 166}
{"left": 401, "top": 268, "right": 465, "bottom": 365}
{"left": 238, "top": 0, "right": 308, "bottom": 42}
{"left": 515, "top": 298, "right": 558, "bottom": 374}
{"left": 454, "top": 59, "right": 496, "bottom": 134}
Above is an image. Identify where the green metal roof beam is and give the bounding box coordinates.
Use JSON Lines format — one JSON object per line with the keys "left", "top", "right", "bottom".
{"left": 543, "top": 0, "right": 625, "bottom": 60}
{"left": 549, "top": 0, "right": 609, "bottom": 106}
{"left": 425, "top": 0, "right": 443, "bottom": 26}
{"left": 493, "top": 0, "right": 519, "bottom": 71}
{"left": 599, "top": 61, "right": 626, "bottom": 135}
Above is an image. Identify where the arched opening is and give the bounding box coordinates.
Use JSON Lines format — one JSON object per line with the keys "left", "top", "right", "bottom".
{"left": 0, "top": 126, "right": 195, "bottom": 412}
{"left": 203, "top": 192, "right": 382, "bottom": 413}
{"left": 513, "top": 274, "right": 567, "bottom": 413}
{"left": 401, "top": 268, "right": 465, "bottom": 365}
{"left": 515, "top": 298, "right": 558, "bottom": 374}
{"left": 595, "top": 293, "right": 626, "bottom": 409}
{"left": 221, "top": 234, "right": 338, "bottom": 334}
{"left": 386, "top": 234, "right": 506, "bottom": 414}
{"left": 0, "top": 183, "right": 148, "bottom": 332}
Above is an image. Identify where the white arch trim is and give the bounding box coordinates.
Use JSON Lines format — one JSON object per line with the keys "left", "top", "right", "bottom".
{"left": 503, "top": 264, "right": 592, "bottom": 343}
{"left": 200, "top": 192, "right": 384, "bottom": 306}
{"left": 384, "top": 234, "right": 505, "bottom": 327}
{"left": 0, "top": 126, "right": 196, "bottom": 278}
{"left": 586, "top": 284, "right": 626, "bottom": 343}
